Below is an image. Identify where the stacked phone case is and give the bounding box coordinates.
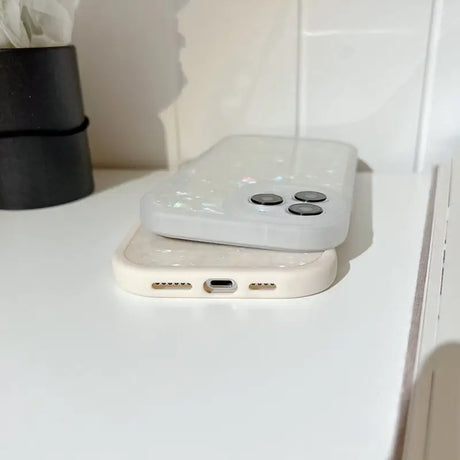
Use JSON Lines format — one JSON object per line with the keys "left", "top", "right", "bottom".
{"left": 113, "top": 135, "right": 357, "bottom": 298}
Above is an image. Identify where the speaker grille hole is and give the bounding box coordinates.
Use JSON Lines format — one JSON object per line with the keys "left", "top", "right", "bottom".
{"left": 249, "top": 283, "right": 277, "bottom": 290}
{"left": 152, "top": 282, "right": 192, "bottom": 290}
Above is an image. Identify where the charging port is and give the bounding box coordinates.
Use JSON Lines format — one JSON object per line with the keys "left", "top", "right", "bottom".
{"left": 204, "top": 279, "right": 237, "bottom": 294}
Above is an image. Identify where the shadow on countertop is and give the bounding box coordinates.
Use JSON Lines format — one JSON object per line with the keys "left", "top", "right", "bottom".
{"left": 333, "top": 159, "right": 374, "bottom": 286}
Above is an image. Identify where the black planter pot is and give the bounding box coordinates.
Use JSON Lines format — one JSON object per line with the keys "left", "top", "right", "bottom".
{"left": 0, "top": 45, "right": 94, "bottom": 210}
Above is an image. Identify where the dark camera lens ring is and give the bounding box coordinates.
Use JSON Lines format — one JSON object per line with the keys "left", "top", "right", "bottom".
{"left": 288, "top": 203, "right": 323, "bottom": 216}
{"left": 294, "top": 191, "right": 327, "bottom": 203}
{"left": 250, "top": 193, "right": 283, "bottom": 206}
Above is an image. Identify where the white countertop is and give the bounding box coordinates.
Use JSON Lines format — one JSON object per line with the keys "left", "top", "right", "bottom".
{"left": 0, "top": 170, "right": 430, "bottom": 460}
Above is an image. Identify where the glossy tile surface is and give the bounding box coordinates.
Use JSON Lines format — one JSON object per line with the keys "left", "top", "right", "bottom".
{"left": 73, "top": 0, "right": 184, "bottom": 168}
{"left": 299, "top": 0, "right": 433, "bottom": 171}
{"left": 162, "top": 0, "right": 298, "bottom": 165}
{"left": 72, "top": 0, "right": 460, "bottom": 173}
{"left": 424, "top": 0, "right": 460, "bottom": 170}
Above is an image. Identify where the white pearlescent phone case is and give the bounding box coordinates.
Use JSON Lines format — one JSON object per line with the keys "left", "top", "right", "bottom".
{"left": 140, "top": 135, "right": 357, "bottom": 251}
{"left": 113, "top": 226, "right": 337, "bottom": 299}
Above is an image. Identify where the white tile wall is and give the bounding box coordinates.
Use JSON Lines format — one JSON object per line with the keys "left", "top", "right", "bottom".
{"left": 162, "top": 0, "right": 299, "bottom": 168}
{"left": 299, "top": 0, "right": 433, "bottom": 172}
{"left": 423, "top": 0, "right": 460, "bottom": 171}
{"left": 73, "top": 0, "right": 184, "bottom": 168}
{"left": 164, "top": 0, "right": 434, "bottom": 171}
{"left": 73, "top": 0, "right": 460, "bottom": 172}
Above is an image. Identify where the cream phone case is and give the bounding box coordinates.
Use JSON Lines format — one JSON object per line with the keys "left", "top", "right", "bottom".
{"left": 113, "top": 226, "right": 337, "bottom": 299}
{"left": 141, "top": 135, "right": 357, "bottom": 251}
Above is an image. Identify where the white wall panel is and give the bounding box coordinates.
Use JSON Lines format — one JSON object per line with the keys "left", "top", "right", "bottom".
{"left": 72, "top": 1, "right": 448, "bottom": 172}
{"left": 163, "top": 0, "right": 298, "bottom": 166}
{"left": 73, "top": 0, "right": 184, "bottom": 168}
{"left": 299, "top": 0, "right": 433, "bottom": 172}
{"left": 423, "top": 0, "right": 460, "bottom": 171}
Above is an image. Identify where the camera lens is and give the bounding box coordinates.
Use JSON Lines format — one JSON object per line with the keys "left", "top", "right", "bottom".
{"left": 288, "top": 203, "right": 323, "bottom": 216}
{"left": 250, "top": 193, "right": 283, "bottom": 205}
{"left": 294, "top": 191, "right": 327, "bottom": 202}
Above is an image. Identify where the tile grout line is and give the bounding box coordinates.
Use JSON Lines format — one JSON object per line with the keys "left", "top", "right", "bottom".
{"left": 294, "top": 0, "right": 305, "bottom": 140}
{"left": 413, "top": 0, "right": 444, "bottom": 173}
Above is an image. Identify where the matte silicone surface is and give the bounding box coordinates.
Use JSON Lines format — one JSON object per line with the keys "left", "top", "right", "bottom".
{"left": 141, "top": 135, "right": 357, "bottom": 251}
{"left": 113, "top": 226, "right": 338, "bottom": 298}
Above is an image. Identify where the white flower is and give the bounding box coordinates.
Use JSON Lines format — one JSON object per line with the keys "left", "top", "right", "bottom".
{"left": 0, "top": 0, "right": 80, "bottom": 48}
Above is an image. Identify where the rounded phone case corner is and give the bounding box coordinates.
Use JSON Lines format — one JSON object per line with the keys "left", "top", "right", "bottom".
{"left": 140, "top": 135, "right": 357, "bottom": 252}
